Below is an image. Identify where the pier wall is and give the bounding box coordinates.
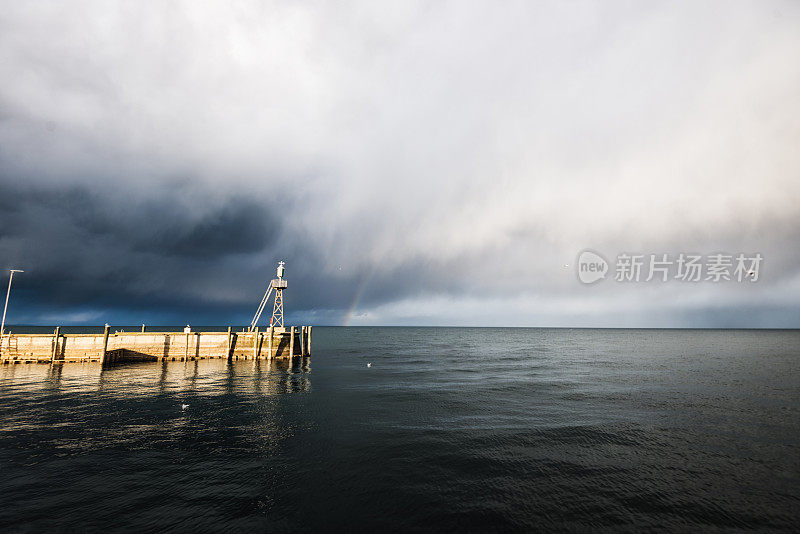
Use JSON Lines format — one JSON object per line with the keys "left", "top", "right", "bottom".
{"left": 0, "top": 327, "right": 311, "bottom": 364}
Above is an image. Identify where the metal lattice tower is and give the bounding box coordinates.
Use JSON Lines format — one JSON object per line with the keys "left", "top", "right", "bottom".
{"left": 250, "top": 261, "right": 288, "bottom": 330}
{"left": 271, "top": 286, "right": 284, "bottom": 327}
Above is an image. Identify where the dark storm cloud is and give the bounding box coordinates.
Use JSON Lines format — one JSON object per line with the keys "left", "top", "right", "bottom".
{"left": 1, "top": 182, "right": 278, "bottom": 258}
{"left": 0, "top": 1, "right": 799, "bottom": 326}
{"left": 0, "top": 177, "right": 291, "bottom": 321}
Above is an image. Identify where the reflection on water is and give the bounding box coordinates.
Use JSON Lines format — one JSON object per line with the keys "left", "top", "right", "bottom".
{"left": 2, "top": 358, "right": 310, "bottom": 397}
{"left": 0, "top": 359, "right": 311, "bottom": 450}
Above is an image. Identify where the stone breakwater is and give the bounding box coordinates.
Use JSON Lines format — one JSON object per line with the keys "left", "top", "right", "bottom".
{"left": 0, "top": 326, "right": 311, "bottom": 364}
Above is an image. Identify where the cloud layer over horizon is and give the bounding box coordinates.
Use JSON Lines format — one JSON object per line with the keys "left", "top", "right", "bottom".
{"left": 1, "top": 1, "right": 799, "bottom": 327}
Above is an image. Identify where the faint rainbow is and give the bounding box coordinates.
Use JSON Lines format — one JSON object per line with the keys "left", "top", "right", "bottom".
{"left": 343, "top": 266, "right": 376, "bottom": 326}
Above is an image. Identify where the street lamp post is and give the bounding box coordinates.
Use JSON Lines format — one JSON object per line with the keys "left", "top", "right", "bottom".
{"left": 1, "top": 269, "right": 24, "bottom": 337}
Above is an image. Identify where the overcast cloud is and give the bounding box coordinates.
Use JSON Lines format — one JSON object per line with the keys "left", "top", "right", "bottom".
{"left": 1, "top": 0, "right": 799, "bottom": 327}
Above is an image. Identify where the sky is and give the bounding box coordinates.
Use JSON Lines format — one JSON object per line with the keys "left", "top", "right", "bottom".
{"left": 1, "top": 0, "right": 799, "bottom": 328}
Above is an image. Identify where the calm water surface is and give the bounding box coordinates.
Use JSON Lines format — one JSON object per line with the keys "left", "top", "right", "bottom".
{"left": 0, "top": 328, "right": 798, "bottom": 532}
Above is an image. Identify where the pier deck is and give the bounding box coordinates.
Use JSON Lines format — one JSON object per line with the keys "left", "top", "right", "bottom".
{"left": 0, "top": 326, "right": 311, "bottom": 364}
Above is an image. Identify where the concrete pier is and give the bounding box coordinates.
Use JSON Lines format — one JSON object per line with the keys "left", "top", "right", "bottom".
{"left": 0, "top": 326, "right": 311, "bottom": 364}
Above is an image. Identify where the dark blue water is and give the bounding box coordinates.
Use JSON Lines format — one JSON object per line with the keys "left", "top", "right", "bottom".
{"left": 1, "top": 328, "right": 798, "bottom": 532}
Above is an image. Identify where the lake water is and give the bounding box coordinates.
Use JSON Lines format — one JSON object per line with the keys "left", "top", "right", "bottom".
{"left": 0, "top": 328, "right": 798, "bottom": 531}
